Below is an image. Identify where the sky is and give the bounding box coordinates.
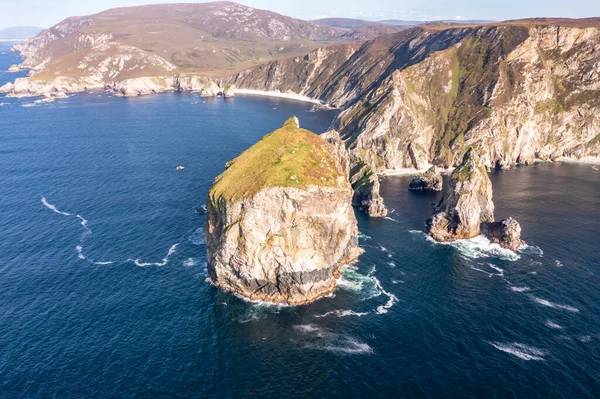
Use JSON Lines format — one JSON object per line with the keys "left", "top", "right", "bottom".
{"left": 1, "top": 0, "right": 600, "bottom": 29}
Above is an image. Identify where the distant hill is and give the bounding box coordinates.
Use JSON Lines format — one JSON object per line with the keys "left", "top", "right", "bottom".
{"left": 312, "top": 18, "right": 387, "bottom": 29}
{"left": 0, "top": 26, "right": 43, "bottom": 39}
{"left": 12, "top": 1, "right": 397, "bottom": 80}
{"left": 314, "top": 18, "right": 497, "bottom": 29}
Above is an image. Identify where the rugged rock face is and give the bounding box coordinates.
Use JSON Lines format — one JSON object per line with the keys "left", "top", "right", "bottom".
{"left": 409, "top": 166, "right": 443, "bottom": 191}
{"left": 426, "top": 149, "right": 494, "bottom": 241}
{"left": 426, "top": 148, "right": 524, "bottom": 250}
{"left": 481, "top": 218, "right": 524, "bottom": 252}
{"left": 204, "top": 117, "right": 362, "bottom": 304}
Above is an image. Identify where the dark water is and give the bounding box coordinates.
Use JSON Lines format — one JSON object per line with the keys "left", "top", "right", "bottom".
{"left": 1, "top": 43, "right": 600, "bottom": 398}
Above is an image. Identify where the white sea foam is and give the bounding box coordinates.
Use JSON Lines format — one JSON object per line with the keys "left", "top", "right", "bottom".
{"left": 233, "top": 89, "right": 326, "bottom": 105}
{"left": 21, "top": 103, "right": 36, "bottom": 108}
{"left": 93, "top": 261, "right": 114, "bottom": 265}
{"left": 519, "top": 244, "right": 544, "bottom": 257}
{"left": 129, "top": 243, "right": 179, "bottom": 267}
{"left": 183, "top": 257, "right": 204, "bottom": 267}
{"left": 487, "top": 264, "right": 505, "bottom": 276}
{"left": 489, "top": 342, "right": 548, "bottom": 361}
{"left": 391, "top": 279, "right": 405, "bottom": 284}
{"left": 510, "top": 286, "right": 531, "bottom": 292}
{"left": 189, "top": 228, "right": 204, "bottom": 245}
{"left": 555, "top": 260, "right": 564, "bottom": 267}
{"left": 387, "top": 261, "right": 396, "bottom": 267}
{"left": 442, "top": 235, "right": 520, "bottom": 261}
{"left": 358, "top": 231, "right": 371, "bottom": 240}
{"left": 315, "top": 309, "right": 369, "bottom": 318}
{"left": 578, "top": 336, "right": 592, "bottom": 343}
{"left": 528, "top": 295, "right": 579, "bottom": 313}
{"left": 384, "top": 216, "right": 398, "bottom": 222}
{"left": 544, "top": 320, "right": 563, "bottom": 329}
{"left": 75, "top": 245, "right": 86, "bottom": 260}
{"left": 294, "top": 324, "right": 373, "bottom": 354}
{"left": 372, "top": 276, "right": 398, "bottom": 314}
{"left": 76, "top": 214, "right": 92, "bottom": 237}
{"left": 41, "top": 197, "right": 71, "bottom": 216}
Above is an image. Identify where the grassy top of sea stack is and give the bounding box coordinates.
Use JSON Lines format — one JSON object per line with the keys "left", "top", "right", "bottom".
{"left": 210, "top": 117, "right": 346, "bottom": 201}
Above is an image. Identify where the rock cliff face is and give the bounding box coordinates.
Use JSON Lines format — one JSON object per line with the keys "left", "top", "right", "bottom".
{"left": 226, "top": 23, "right": 600, "bottom": 215}
{"left": 426, "top": 148, "right": 524, "bottom": 250}
{"left": 427, "top": 149, "right": 494, "bottom": 241}
{"left": 4, "top": 18, "right": 600, "bottom": 218}
{"left": 204, "top": 117, "right": 362, "bottom": 304}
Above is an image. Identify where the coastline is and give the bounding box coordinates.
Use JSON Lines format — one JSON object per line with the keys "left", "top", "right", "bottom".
{"left": 233, "top": 89, "right": 327, "bottom": 106}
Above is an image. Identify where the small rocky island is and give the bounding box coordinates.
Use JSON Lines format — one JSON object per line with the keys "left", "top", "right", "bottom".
{"left": 204, "top": 117, "right": 363, "bottom": 305}
{"left": 426, "top": 149, "right": 524, "bottom": 251}
{"left": 409, "top": 166, "right": 443, "bottom": 191}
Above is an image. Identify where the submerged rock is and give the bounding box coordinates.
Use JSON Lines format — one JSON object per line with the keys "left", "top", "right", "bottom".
{"left": 481, "top": 218, "right": 524, "bottom": 252}
{"left": 204, "top": 117, "right": 363, "bottom": 305}
{"left": 409, "top": 166, "right": 443, "bottom": 191}
{"left": 426, "top": 148, "right": 524, "bottom": 251}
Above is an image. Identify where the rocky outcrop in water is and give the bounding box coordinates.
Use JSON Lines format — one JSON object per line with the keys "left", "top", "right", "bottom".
{"left": 204, "top": 117, "right": 363, "bottom": 305}
{"left": 426, "top": 149, "right": 494, "bottom": 241}
{"left": 426, "top": 148, "right": 524, "bottom": 250}
{"left": 481, "top": 218, "right": 524, "bottom": 252}
{"left": 409, "top": 166, "right": 443, "bottom": 191}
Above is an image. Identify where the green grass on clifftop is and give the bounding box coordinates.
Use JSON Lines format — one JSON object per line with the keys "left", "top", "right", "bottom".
{"left": 210, "top": 117, "right": 345, "bottom": 201}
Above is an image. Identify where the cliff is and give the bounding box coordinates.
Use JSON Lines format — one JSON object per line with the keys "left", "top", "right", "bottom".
{"left": 204, "top": 117, "right": 363, "bottom": 304}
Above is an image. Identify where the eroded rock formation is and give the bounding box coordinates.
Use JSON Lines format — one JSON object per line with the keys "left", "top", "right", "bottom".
{"left": 409, "top": 166, "right": 443, "bottom": 191}
{"left": 204, "top": 117, "right": 363, "bottom": 304}
{"left": 426, "top": 148, "right": 524, "bottom": 251}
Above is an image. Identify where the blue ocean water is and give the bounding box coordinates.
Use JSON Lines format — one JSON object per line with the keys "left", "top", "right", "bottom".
{"left": 1, "top": 42, "right": 599, "bottom": 398}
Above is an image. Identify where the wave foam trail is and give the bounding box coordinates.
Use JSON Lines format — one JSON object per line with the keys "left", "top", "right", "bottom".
{"left": 76, "top": 215, "right": 92, "bottom": 237}
{"left": 41, "top": 197, "right": 71, "bottom": 216}
{"left": 129, "top": 243, "right": 179, "bottom": 267}
{"left": 294, "top": 325, "right": 373, "bottom": 354}
{"left": 489, "top": 342, "right": 548, "bottom": 361}
{"left": 372, "top": 276, "right": 398, "bottom": 314}
{"left": 545, "top": 320, "right": 563, "bottom": 329}
{"left": 76, "top": 245, "right": 86, "bottom": 260}
{"left": 528, "top": 295, "right": 579, "bottom": 313}
{"left": 510, "top": 286, "right": 531, "bottom": 292}
{"left": 315, "top": 309, "right": 369, "bottom": 318}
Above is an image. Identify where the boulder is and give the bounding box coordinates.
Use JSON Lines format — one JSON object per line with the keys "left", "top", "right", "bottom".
{"left": 481, "top": 218, "right": 524, "bottom": 252}
{"left": 204, "top": 117, "right": 363, "bottom": 305}
{"left": 409, "top": 166, "right": 443, "bottom": 191}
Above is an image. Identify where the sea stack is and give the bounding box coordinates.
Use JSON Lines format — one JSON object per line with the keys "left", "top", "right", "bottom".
{"left": 204, "top": 117, "right": 363, "bottom": 305}
{"left": 409, "top": 166, "right": 443, "bottom": 191}
{"left": 426, "top": 148, "right": 524, "bottom": 251}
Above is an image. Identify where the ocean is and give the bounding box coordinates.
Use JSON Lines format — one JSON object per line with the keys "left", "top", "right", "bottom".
{"left": 1, "top": 42, "right": 599, "bottom": 398}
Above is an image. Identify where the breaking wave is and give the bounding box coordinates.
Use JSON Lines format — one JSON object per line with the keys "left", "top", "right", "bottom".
{"left": 410, "top": 230, "right": 520, "bottom": 261}
{"left": 315, "top": 309, "right": 369, "bottom": 318}
{"left": 489, "top": 342, "right": 548, "bottom": 361}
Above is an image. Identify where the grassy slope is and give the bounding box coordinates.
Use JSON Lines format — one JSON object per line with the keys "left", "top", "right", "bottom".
{"left": 210, "top": 117, "right": 345, "bottom": 201}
